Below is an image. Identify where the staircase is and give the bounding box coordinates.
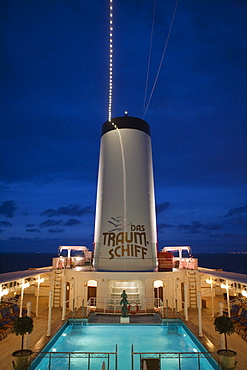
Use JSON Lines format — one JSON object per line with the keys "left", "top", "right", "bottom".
{"left": 107, "top": 281, "right": 141, "bottom": 310}
{"left": 53, "top": 270, "right": 62, "bottom": 307}
{"left": 188, "top": 271, "right": 197, "bottom": 308}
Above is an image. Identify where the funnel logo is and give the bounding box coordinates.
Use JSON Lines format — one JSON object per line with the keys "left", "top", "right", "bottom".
{"left": 102, "top": 216, "right": 149, "bottom": 260}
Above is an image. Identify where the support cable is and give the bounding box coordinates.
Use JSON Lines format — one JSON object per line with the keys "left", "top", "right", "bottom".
{"left": 143, "top": 0, "right": 157, "bottom": 115}
{"left": 143, "top": 0, "right": 179, "bottom": 119}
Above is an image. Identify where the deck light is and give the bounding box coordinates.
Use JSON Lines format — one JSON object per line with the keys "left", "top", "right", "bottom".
{"left": 220, "top": 282, "right": 228, "bottom": 289}
{"left": 0, "top": 287, "right": 9, "bottom": 297}
{"left": 242, "top": 289, "right": 247, "bottom": 297}
{"left": 22, "top": 281, "right": 30, "bottom": 289}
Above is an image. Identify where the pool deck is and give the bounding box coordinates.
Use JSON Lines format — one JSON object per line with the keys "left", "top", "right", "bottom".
{"left": 0, "top": 294, "right": 246, "bottom": 370}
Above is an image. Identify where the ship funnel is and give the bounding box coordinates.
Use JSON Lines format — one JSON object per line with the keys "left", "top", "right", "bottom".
{"left": 93, "top": 116, "right": 157, "bottom": 271}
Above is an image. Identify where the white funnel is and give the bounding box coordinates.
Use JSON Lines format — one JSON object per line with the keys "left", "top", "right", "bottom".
{"left": 93, "top": 116, "right": 157, "bottom": 271}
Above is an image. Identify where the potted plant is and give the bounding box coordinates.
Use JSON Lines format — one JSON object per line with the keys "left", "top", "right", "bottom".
{"left": 12, "top": 316, "right": 33, "bottom": 370}
{"left": 214, "top": 315, "right": 237, "bottom": 370}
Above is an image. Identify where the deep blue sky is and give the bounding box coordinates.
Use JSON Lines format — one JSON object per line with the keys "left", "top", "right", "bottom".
{"left": 1, "top": 0, "right": 246, "bottom": 254}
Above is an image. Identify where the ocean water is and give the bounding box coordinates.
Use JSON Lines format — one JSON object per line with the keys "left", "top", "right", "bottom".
{"left": 0, "top": 252, "right": 246, "bottom": 274}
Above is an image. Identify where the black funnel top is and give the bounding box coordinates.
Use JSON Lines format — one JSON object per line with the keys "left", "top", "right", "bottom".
{"left": 102, "top": 116, "right": 150, "bottom": 136}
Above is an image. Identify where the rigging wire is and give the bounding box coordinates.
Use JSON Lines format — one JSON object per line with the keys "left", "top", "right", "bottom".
{"left": 108, "top": 0, "right": 113, "bottom": 122}
{"left": 143, "top": 0, "right": 179, "bottom": 119}
{"left": 143, "top": 0, "right": 157, "bottom": 115}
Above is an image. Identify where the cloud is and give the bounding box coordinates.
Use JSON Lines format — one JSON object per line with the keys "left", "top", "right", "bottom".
{"left": 209, "top": 234, "right": 221, "bottom": 238}
{"left": 40, "top": 219, "right": 63, "bottom": 228}
{"left": 178, "top": 221, "right": 204, "bottom": 233}
{"left": 0, "top": 221, "right": 12, "bottom": 228}
{"left": 207, "top": 224, "right": 223, "bottom": 231}
{"left": 64, "top": 218, "right": 81, "bottom": 226}
{"left": 158, "top": 223, "right": 174, "bottom": 230}
{"left": 41, "top": 204, "right": 92, "bottom": 217}
{"left": 178, "top": 221, "right": 223, "bottom": 234}
{"left": 48, "top": 228, "right": 64, "bottom": 233}
{"left": 25, "top": 228, "right": 41, "bottom": 233}
{"left": 26, "top": 223, "right": 35, "bottom": 227}
{"left": 225, "top": 205, "right": 247, "bottom": 217}
{"left": 224, "top": 233, "right": 237, "bottom": 238}
{"left": 156, "top": 202, "right": 171, "bottom": 214}
{"left": 0, "top": 200, "right": 18, "bottom": 218}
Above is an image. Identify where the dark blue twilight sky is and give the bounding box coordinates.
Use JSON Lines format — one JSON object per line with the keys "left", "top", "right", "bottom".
{"left": 0, "top": 0, "right": 246, "bottom": 254}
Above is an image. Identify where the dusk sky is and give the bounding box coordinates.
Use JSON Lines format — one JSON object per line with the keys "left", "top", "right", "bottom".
{"left": 1, "top": 0, "right": 246, "bottom": 255}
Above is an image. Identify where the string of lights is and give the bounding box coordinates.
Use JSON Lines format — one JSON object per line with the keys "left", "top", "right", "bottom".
{"left": 108, "top": 0, "right": 113, "bottom": 122}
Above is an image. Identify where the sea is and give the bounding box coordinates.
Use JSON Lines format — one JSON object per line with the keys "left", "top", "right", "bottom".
{"left": 0, "top": 252, "right": 246, "bottom": 275}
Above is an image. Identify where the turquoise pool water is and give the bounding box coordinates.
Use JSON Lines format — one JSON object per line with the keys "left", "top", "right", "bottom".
{"left": 31, "top": 321, "right": 217, "bottom": 370}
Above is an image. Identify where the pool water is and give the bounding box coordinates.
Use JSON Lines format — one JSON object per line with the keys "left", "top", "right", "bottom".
{"left": 31, "top": 322, "right": 217, "bottom": 370}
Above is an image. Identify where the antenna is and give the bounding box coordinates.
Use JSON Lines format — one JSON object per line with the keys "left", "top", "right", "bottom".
{"left": 108, "top": 0, "right": 113, "bottom": 122}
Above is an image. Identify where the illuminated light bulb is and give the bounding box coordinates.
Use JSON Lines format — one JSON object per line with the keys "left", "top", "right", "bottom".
{"left": 220, "top": 283, "right": 228, "bottom": 289}
{"left": 0, "top": 287, "right": 9, "bottom": 297}
{"left": 242, "top": 290, "right": 247, "bottom": 297}
{"left": 108, "top": 0, "right": 114, "bottom": 122}
{"left": 22, "top": 282, "right": 30, "bottom": 289}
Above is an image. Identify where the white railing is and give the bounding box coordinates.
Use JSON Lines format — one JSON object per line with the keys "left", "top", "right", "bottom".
{"left": 173, "top": 258, "right": 198, "bottom": 270}
{"left": 86, "top": 297, "right": 164, "bottom": 316}
{"left": 53, "top": 257, "right": 93, "bottom": 270}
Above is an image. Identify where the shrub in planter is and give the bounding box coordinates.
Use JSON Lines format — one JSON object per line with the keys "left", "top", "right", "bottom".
{"left": 12, "top": 316, "right": 33, "bottom": 370}
{"left": 214, "top": 315, "right": 237, "bottom": 370}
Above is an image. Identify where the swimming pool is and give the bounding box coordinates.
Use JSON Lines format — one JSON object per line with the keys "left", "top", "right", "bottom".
{"left": 31, "top": 320, "right": 217, "bottom": 369}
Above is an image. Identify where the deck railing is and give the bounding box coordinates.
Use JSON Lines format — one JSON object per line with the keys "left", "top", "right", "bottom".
{"left": 30, "top": 347, "right": 118, "bottom": 370}
{"left": 52, "top": 257, "right": 93, "bottom": 270}
{"left": 131, "top": 346, "right": 218, "bottom": 370}
{"left": 86, "top": 296, "right": 164, "bottom": 316}
{"left": 30, "top": 347, "right": 218, "bottom": 370}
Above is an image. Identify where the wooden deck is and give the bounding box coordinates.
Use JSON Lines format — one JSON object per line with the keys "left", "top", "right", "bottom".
{"left": 0, "top": 294, "right": 246, "bottom": 369}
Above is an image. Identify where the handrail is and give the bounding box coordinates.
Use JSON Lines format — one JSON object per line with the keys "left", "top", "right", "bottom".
{"left": 30, "top": 348, "right": 118, "bottom": 370}
{"left": 86, "top": 296, "right": 164, "bottom": 316}
{"left": 131, "top": 347, "right": 218, "bottom": 370}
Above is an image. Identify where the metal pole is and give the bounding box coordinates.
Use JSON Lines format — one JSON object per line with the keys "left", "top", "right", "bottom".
{"left": 131, "top": 344, "right": 133, "bottom": 370}
{"left": 166, "top": 300, "right": 168, "bottom": 320}
{"left": 20, "top": 279, "right": 24, "bottom": 317}
{"left": 82, "top": 299, "right": 84, "bottom": 320}
{"left": 47, "top": 290, "right": 53, "bottom": 336}
{"left": 184, "top": 284, "right": 188, "bottom": 321}
{"left": 226, "top": 281, "right": 231, "bottom": 317}
{"left": 26, "top": 301, "right": 32, "bottom": 348}
{"left": 197, "top": 291, "right": 203, "bottom": 337}
{"left": 36, "top": 278, "right": 40, "bottom": 317}
{"left": 211, "top": 280, "right": 214, "bottom": 318}
{"left": 219, "top": 302, "right": 224, "bottom": 348}
{"left": 62, "top": 283, "right": 66, "bottom": 320}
